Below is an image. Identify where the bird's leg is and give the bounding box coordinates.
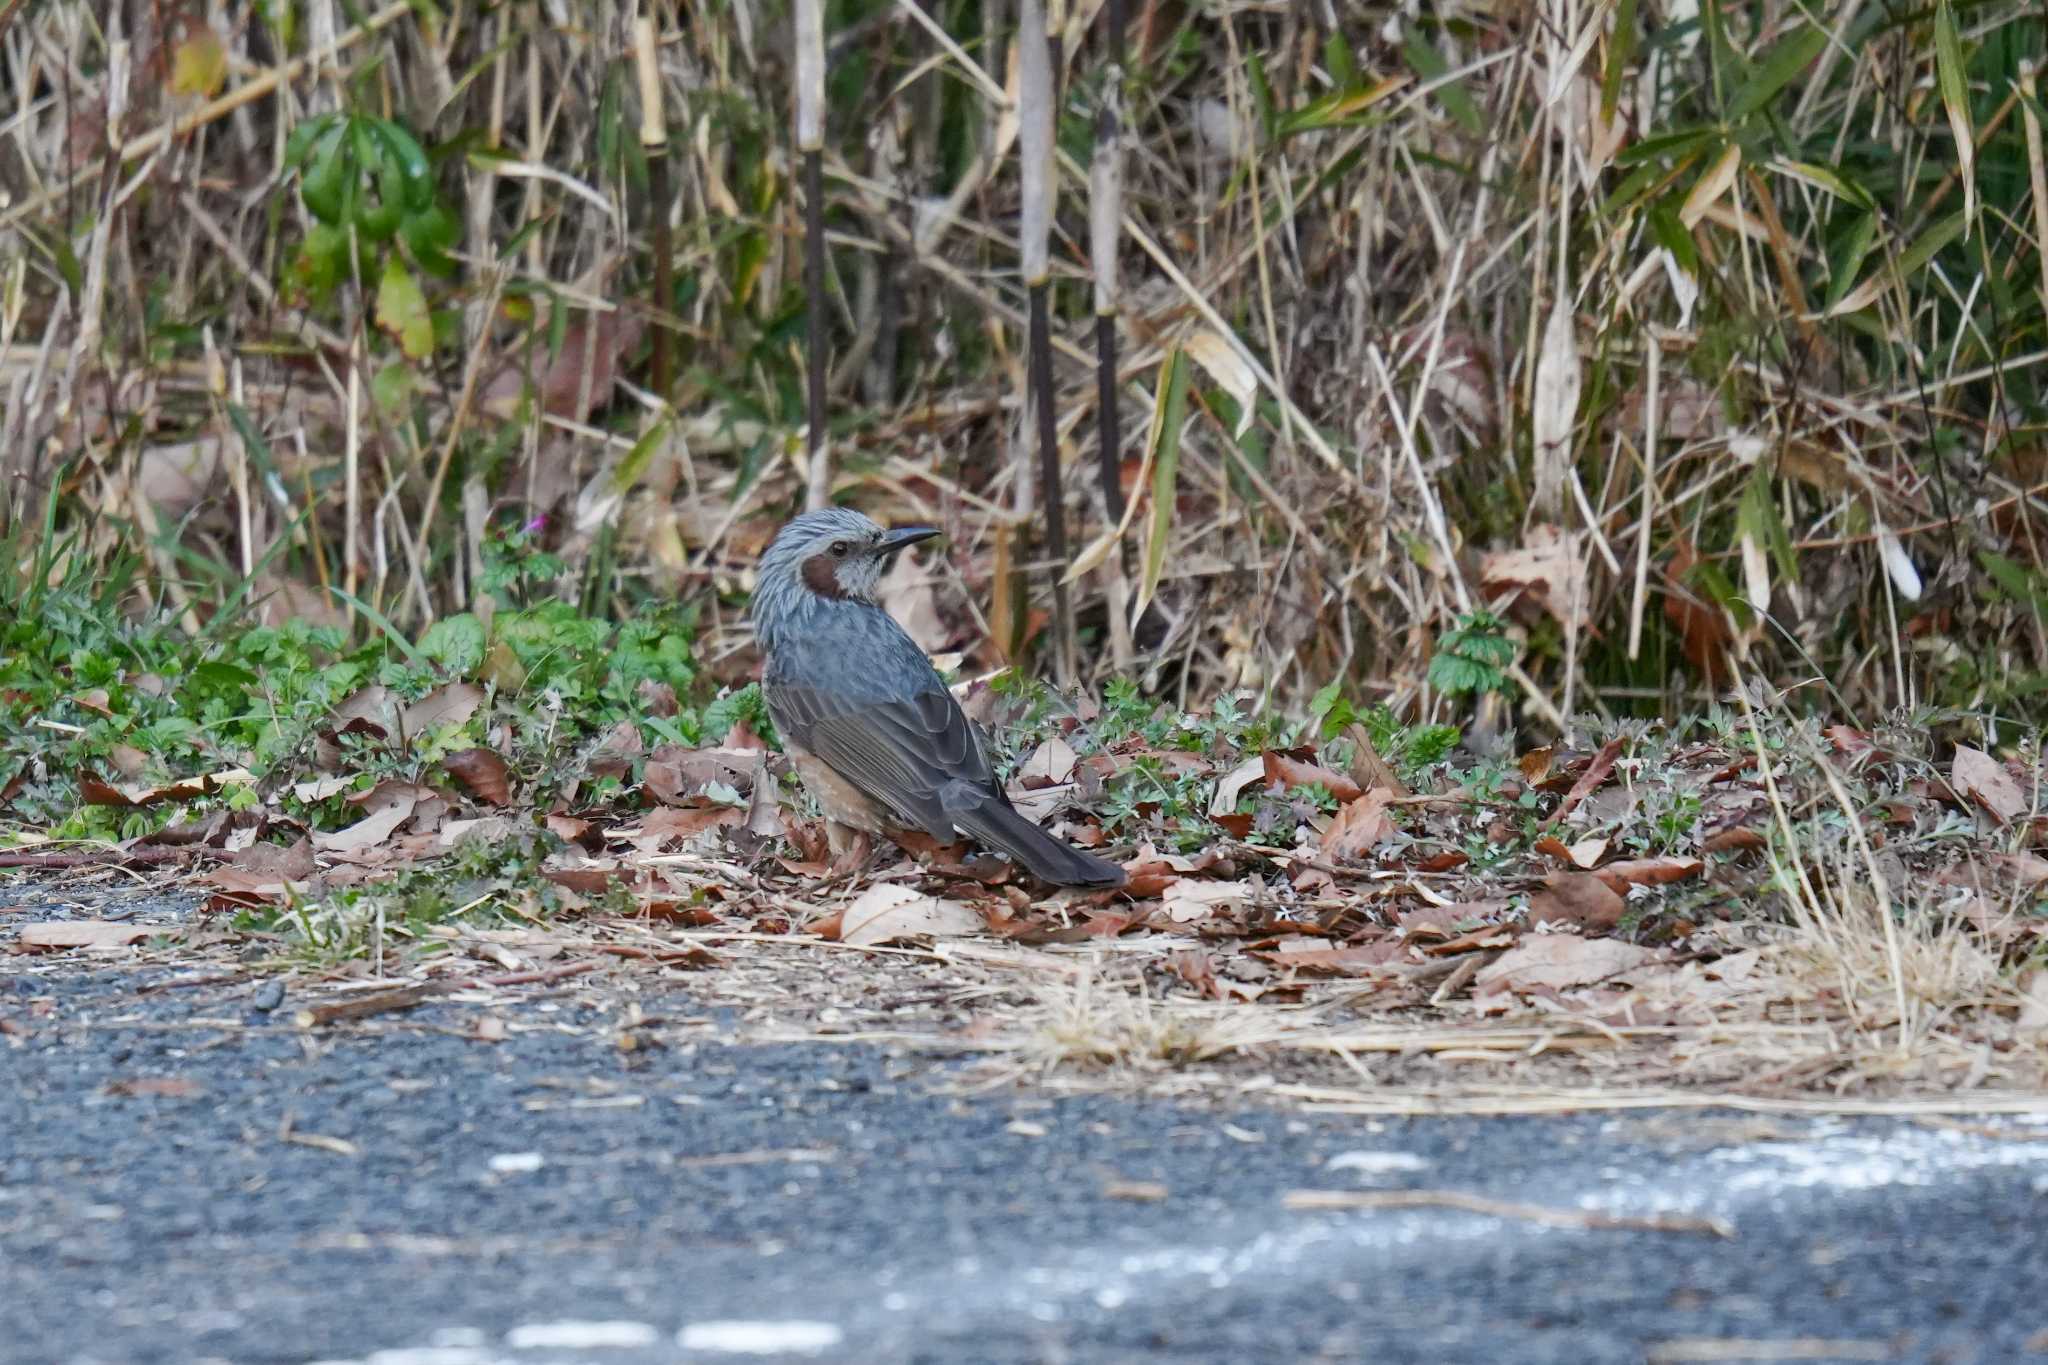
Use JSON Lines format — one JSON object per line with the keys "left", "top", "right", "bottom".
{"left": 824, "top": 819, "right": 875, "bottom": 877}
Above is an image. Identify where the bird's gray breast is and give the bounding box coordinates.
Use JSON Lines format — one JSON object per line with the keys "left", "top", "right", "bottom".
{"left": 765, "top": 599, "right": 945, "bottom": 701}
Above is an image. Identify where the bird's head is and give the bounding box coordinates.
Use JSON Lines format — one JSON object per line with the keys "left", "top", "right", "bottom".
{"left": 752, "top": 508, "right": 940, "bottom": 644}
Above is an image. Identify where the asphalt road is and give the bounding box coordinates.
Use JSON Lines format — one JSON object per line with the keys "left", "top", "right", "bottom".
{"left": 6, "top": 958, "right": 2048, "bottom": 1365}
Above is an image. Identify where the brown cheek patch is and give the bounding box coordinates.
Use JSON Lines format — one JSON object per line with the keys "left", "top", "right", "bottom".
{"left": 801, "top": 552, "right": 848, "bottom": 600}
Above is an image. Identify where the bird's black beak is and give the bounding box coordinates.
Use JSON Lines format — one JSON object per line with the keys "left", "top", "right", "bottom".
{"left": 876, "top": 526, "right": 941, "bottom": 558}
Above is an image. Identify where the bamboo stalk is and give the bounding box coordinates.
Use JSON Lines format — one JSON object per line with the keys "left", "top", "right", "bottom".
{"left": 1019, "top": 0, "right": 1074, "bottom": 684}
{"left": 1092, "top": 0, "right": 1133, "bottom": 672}
{"left": 633, "top": 15, "right": 673, "bottom": 402}
{"left": 1091, "top": 3, "right": 1126, "bottom": 525}
{"left": 795, "top": 0, "right": 830, "bottom": 510}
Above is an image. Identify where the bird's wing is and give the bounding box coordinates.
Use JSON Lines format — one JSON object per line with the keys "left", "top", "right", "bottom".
{"left": 767, "top": 681, "right": 999, "bottom": 839}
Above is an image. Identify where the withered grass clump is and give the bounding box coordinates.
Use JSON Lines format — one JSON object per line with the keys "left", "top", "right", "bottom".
{"left": 3, "top": 1, "right": 2046, "bottom": 729}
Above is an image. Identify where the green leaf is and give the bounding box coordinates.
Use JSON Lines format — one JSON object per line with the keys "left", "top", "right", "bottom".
{"left": 1769, "top": 158, "right": 1878, "bottom": 213}
{"left": 1600, "top": 0, "right": 1639, "bottom": 124}
{"left": 1647, "top": 201, "right": 1700, "bottom": 277}
{"left": 1403, "top": 29, "right": 1483, "bottom": 136}
{"left": 1932, "top": 0, "right": 1976, "bottom": 224}
{"left": 349, "top": 118, "right": 405, "bottom": 242}
{"left": 418, "top": 613, "right": 487, "bottom": 673}
{"left": 604, "top": 417, "right": 674, "bottom": 500}
{"left": 1615, "top": 125, "right": 1716, "bottom": 167}
{"left": 1895, "top": 209, "right": 1967, "bottom": 278}
{"left": 290, "top": 221, "right": 351, "bottom": 299}
{"left": 371, "top": 360, "right": 415, "bottom": 413}
{"left": 1737, "top": 465, "right": 1799, "bottom": 585}
{"left": 1309, "top": 678, "right": 1357, "bottom": 741}
{"left": 1324, "top": 32, "right": 1359, "bottom": 92}
{"left": 1272, "top": 76, "right": 1406, "bottom": 140}
{"left": 375, "top": 255, "right": 434, "bottom": 360}
{"left": 1245, "top": 50, "right": 1276, "bottom": 142}
{"left": 169, "top": 25, "right": 228, "bottom": 97}
{"left": 1725, "top": 24, "right": 1827, "bottom": 123}
{"left": 331, "top": 589, "right": 428, "bottom": 666}
{"left": 1823, "top": 209, "right": 1877, "bottom": 311}
{"left": 370, "top": 118, "right": 437, "bottom": 212}
{"left": 1428, "top": 652, "right": 1489, "bottom": 697}
{"left": 284, "top": 113, "right": 342, "bottom": 170}
{"left": 189, "top": 660, "right": 260, "bottom": 690}
{"left": 1428, "top": 611, "right": 1514, "bottom": 698}
{"left": 401, "top": 201, "right": 461, "bottom": 277}
{"left": 298, "top": 121, "right": 350, "bottom": 224}
{"left": 1979, "top": 552, "right": 2048, "bottom": 615}
{"left": 701, "top": 682, "right": 771, "bottom": 746}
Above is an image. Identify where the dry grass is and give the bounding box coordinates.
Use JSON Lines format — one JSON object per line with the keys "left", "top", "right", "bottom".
{"left": 4, "top": 2, "right": 2046, "bottom": 721}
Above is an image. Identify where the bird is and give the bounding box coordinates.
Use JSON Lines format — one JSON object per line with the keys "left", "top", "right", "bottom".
{"left": 750, "top": 507, "right": 1126, "bottom": 889}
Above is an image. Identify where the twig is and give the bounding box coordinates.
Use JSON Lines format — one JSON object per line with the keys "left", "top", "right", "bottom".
{"left": 1281, "top": 1188, "right": 1734, "bottom": 1238}
{"left": 0, "top": 846, "right": 203, "bottom": 869}
{"left": 292, "top": 983, "right": 451, "bottom": 1028}
{"left": 463, "top": 960, "right": 604, "bottom": 989}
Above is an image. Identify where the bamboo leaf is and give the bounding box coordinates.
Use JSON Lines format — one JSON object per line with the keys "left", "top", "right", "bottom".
{"left": 1134, "top": 348, "right": 1190, "bottom": 624}
{"left": 1725, "top": 24, "right": 1827, "bottom": 123}
{"left": 1822, "top": 209, "right": 1877, "bottom": 312}
{"left": 1679, "top": 142, "right": 1742, "bottom": 228}
{"left": 1403, "top": 30, "right": 1482, "bottom": 136}
{"left": 1273, "top": 75, "right": 1408, "bottom": 140}
{"left": 1824, "top": 211, "right": 1965, "bottom": 316}
{"left": 1933, "top": 0, "right": 1976, "bottom": 229}
{"left": 1600, "top": 0, "right": 1638, "bottom": 124}
{"left": 1183, "top": 330, "right": 1256, "bottom": 439}
{"left": 1767, "top": 158, "right": 1878, "bottom": 213}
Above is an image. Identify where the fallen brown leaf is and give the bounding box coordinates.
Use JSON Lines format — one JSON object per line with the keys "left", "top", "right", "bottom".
{"left": 1322, "top": 788, "right": 1394, "bottom": 863}
{"left": 16, "top": 922, "right": 157, "bottom": 950}
{"left": 1103, "top": 1180, "right": 1170, "bottom": 1202}
{"left": 837, "top": 884, "right": 982, "bottom": 947}
{"left": 1480, "top": 524, "right": 1591, "bottom": 631}
{"left": 1593, "top": 856, "right": 1705, "bottom": 892}
{"left": 625, "top": 804, "right": 744, "bottom": 850}
{"left": 1533, "top": 835, "right": 1609, "bottom": 870}
{"left": 1343, "top": 723, "right": 1411, "bottom": 797}
{"left": 1473, "top": 933, "right": 1659, "bottom": 996}
{"left": 1558, "top": 739, "right": 1624, "bottom": 821}
{"left": 312, "top": 781, "right": 421, "bottom": 854}
{"left": 79, "top": 768, "right": 253, "bottom": 807}
{"left": 443, "top": 748, "right": 513, "bottom": 806}
{"left": 1208, "top": 755, "right": 1268, "bottom": 817}
{"left": 644, "top": 745, "right": 757, "bottom": 805}
{"left": 1527, "top": 872, "right": 1626, "bottom": 932}
{"left": 1264, "top": 750, "right": 1365, "bottom": 804}
{"left": 1701, "top": 826, "right": 1767, "bottom": 853}
{"left": 1162, "top": 878, "right": 1256, "bottom": 923}
{"left": 1952, "top": 746, "right": 2029, "bottom": 826}
{"left": 403, "top": 682, "right": 486, "bottom": 736}
{"left": 1260, "top": 941, "right": 1408, "bottom": 977}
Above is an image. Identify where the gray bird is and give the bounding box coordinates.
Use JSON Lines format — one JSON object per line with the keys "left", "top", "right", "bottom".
{"left": 751, "top": 507, "right": 1126, "bottom": 889}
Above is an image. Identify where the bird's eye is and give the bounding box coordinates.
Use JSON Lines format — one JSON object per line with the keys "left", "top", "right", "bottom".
{"left": 829, "top": 540, "right": 849, "bottom": 558}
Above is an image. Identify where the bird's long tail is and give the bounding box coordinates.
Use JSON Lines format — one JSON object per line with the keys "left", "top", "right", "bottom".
{"left": 947, "top": 792, "right": 1126, "bottom": 889}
